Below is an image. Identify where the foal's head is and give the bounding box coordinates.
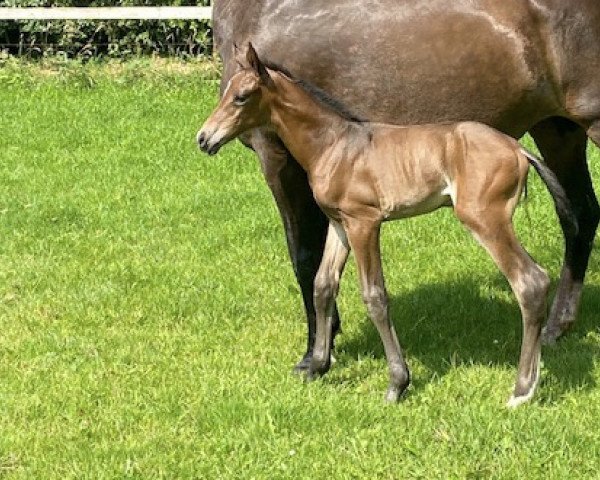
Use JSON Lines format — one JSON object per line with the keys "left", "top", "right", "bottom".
{"left": 197, "top": 43, "right": 273, "bottom": 155}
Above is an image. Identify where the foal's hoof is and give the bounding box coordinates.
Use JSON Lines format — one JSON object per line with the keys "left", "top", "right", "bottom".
{"left": 384, "top": 368, "right": 410, "bottom": 403}
{"left": 384, "top": 383, "right": 408, "bottom": 403}
{"left": 506, "top": 392, "right": 535, "bottom": 408}
{"left": 384, "top": 387, "right": 401, "bottom": 403}
{"left": 507, "top": 355, "right": 541, "bottom": 408}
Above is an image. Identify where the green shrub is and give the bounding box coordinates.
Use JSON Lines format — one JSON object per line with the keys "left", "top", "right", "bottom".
{"left": 0, "top": 1, "right": 212, "bottom": 58}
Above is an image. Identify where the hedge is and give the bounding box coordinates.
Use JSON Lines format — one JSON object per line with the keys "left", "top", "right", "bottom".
{"left": 0, "top": 1, "right": 212, "bottom": 58}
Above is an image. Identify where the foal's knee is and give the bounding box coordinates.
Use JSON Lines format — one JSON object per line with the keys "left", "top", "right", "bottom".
{"left": 362, "top": 285, "right": 388, "bottom": 320}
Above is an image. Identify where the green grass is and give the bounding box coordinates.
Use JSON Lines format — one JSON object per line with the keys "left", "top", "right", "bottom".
{"left": 1, "top": 62, "right": 600, "bottom": 478}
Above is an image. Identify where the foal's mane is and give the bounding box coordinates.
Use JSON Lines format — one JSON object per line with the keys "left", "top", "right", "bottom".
{"left": 263, "top": 61, "right": 366, "bottom": 124}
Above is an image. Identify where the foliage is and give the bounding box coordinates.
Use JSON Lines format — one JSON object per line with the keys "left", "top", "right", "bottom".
{"left": 0, "top": 0, "right": 212, "bottom": 58}
{"left": 1, "top": 66, "right": 600, "bottom": 478}
{"left": 0, "top": 53, "right": 221, "bottom": 86}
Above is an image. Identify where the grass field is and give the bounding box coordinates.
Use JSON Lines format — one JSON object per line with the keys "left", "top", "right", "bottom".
{"left": 1, "top": 60, "right": 600, "bottom": 478}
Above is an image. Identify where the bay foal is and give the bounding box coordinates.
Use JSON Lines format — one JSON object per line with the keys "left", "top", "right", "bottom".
{"left": 198, "top": 44, "right": 577, "bottom": 406}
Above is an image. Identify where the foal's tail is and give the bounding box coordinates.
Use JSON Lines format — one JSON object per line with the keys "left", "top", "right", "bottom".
{"left": 521, "top": 148, "right": 579, "bottom": 237}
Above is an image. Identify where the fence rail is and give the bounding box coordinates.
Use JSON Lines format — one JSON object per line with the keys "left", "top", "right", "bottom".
{"left": 0, "top": 6, "right": 212, "bottom": 21}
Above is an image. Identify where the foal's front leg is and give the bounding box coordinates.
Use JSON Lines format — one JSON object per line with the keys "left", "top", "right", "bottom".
{"left": 308, "top": 221, "right": 350, "bottom": 379}
{"left": 346, "top": 219, "right": 410, "bottom": 402}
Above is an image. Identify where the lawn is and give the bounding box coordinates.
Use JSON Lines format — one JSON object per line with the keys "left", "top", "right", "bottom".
{"left": 1, "top": 60, "right": 600, "bottom": 478}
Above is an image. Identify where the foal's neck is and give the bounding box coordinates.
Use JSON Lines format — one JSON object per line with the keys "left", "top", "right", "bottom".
{"left": 267, "top": 73, "right": 358, "bottom": 176}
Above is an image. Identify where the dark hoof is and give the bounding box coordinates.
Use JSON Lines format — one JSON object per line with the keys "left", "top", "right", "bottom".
{"left": 305, "top": 355, "right": 331, "bottom": 381}
{"left": 304, "top": 369, "right": 319, "bottom": 383}
{"left": 292, "top": 353, "right": 313, "bottom": 374}
{"left": 304, "top": 362, "right": 330, "bottom": 383}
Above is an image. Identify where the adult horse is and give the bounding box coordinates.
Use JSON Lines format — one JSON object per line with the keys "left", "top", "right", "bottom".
{"left": 212, "top": 0, "right": 600, "bottom": 371}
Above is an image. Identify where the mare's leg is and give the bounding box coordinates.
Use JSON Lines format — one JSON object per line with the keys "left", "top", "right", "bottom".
{"left": 308, "top": 221, "right": 350, "bottom": 379}
{"left": 456, "top": 206, "right": 550, "bottom": 406}
{"left": 529, "top": 118, "right": 599, "bottom": 344}
{"left": 249, "top": 131, "right": 342, "bottom": 371}
{"left": 345, "top": 219, "right": 410, "bottom": 402}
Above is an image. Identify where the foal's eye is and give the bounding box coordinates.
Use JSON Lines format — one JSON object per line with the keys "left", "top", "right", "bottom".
{"left": 233, "top": 94, "right": 249, "bottom": 106}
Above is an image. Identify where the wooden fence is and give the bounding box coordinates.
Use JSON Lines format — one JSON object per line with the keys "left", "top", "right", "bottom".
{"left": 0, "top": 6, "right": 212, "bottom": 20}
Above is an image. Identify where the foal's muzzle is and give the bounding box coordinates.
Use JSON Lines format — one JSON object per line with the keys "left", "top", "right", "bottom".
{"left": 196, "top": 129, "right": 224, "bottom": 156}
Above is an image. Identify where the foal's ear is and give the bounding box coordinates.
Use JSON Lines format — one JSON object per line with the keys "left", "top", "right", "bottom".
{"left": 246, "top": 42, "right": 273, "bottom": 86}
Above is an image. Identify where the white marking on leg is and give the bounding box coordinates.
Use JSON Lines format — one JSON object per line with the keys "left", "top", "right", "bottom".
{"left": 506, "top": 351, "right": 541, "bottom": 408}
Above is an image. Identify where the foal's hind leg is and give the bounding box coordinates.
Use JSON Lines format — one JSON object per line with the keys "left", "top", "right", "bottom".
{"left": 308, "top": 221, "right": 350, "bottom": 379}
{"left": 345, "top": 219, "right": 410, "bottom": 402}
{"left": 457, "top": 208, "right": 550, "bottom": 406}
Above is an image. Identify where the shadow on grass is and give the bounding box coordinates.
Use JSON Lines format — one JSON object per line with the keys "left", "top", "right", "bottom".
{"left": 335, "top": 275, "right": 600, "bottom": 400}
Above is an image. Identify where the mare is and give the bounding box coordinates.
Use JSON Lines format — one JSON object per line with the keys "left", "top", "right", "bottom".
{"left": 213, "top": 0, "right": 600, "bottom": 371}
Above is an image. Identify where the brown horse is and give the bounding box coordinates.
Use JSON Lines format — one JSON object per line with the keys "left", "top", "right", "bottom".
{"left": 197, "top": 44, "right": 577, "bottom": 406}
{"left": 213, "top": 0, "right": 600, "bottom": 372}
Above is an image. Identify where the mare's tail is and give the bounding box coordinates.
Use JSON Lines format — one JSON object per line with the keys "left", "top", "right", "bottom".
{"left": 520, "top": 148, "right": 579, "bottom": 237}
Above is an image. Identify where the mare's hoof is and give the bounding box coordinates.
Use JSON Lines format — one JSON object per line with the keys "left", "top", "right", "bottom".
{"left": 293, "top": 353, "right": 335, "bottom": 376}
{"left": 305, "top": 357, "right": 331, "bottom": 382}
{"left": 304, "top": 369, "right": 319, "bottom": 383}
{"left": 292, "top": 354, "right": 312, "bottom": 374}
{"left": 541, "top": 325, "right": 563, "bottom": 346}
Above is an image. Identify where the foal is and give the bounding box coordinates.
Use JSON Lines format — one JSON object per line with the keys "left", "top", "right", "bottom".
{"left": 198, "top": 44, "right": 577, "bottom": 407}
